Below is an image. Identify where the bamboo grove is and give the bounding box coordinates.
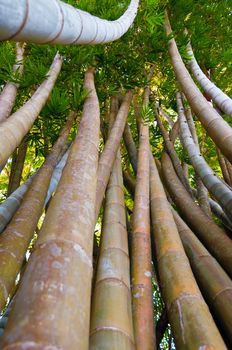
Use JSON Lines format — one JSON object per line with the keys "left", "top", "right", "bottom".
{"left": 0, "top": 0, "right": 232, "bottom": 349}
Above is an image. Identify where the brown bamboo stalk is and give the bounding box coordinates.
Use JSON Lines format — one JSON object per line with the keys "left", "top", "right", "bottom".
{"left": 123, "top": 169, "right": 136, "bottom": 197}
{"left": 173, "top": 209, "right": 232, "bottom": 342}
{"left": 1, "top": 68, "right": 99, "bottom": 350}
{"left": 164, "top": 11, "right": 232, "bottom": 163}
{"left": 0, "top": 43, "right": 25, "bottom": 123}
{"left": 0, "top": 111, "right": 75, "bottom": 312}
{"left": 161, "top": 152, "right": 232, "bottom": 278}
{"left": 90, "top": 150, "right": 134, "bottom": 349}
{"left": 95, "top": 91, "right": 132, "bottom": 219}
{"left": 0, "top": 53, "right": 62, "bottom": 169}
{"left": 7, "top": 136, "right": 28, "bottom": 196}
{"left": 131, "top": 123, "right": 155, "bottom": 349}
{"left": 150, "top": 156, "right": 226, "bottom": 349}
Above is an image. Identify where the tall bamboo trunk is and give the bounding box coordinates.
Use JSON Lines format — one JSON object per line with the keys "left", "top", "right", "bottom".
{"left": 164, "top": 12, "right": 232, "bottom": 163}
{"left": 0, "top": 53, "right": 62, "bottom": 169}
{"left": 186, "top": 39, "right": 232, "bottom": 118}
{"left": 177, "top": 92, "right": 232, "bottom": 221}
{"left": 90, "top": 148, "right": 134, "bottom": 349}
{"left": 1, "top": 68, "right": 99, "bottom": 350}
{"left": 161, "top": 152, "right": 232, "bottom": 277}
{"left": 183, "top": 100, "right": 211, "bottom": 216}
{"left": 95, "top": 91, "right": 132, "bottom": 219}
{"left": 0, "top": 42, "right": 25, "bottom": 123}
{"left": 131, "top": 123, "right": 155, "bottom": 349}
{"left": 0, "top": 112, "right": 75, "bottom": 312}
{"left": 173, "top": 209, "right": 232, "bottom": 342}
{"left": 150, "top": 156, "right": 226, "bottom": 349}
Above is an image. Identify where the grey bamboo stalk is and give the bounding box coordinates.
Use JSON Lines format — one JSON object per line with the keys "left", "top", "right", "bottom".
{"left": 0, "top": 52, "right": 62, "bottom": 169}
{"left": 173, "top": 209, "right": 232, "bottom": 341}
{"left": 0, "top": 0, "right": 139, "bottom": 45}
{"left": 0, "top": 42, "right": 25, "bottom": 123}
{"left": 164, "top": 11, "right": 232, "bottom": 163}
{"left": 0, "top": 148, "right": 69, "bottom": 235}
{"left": 0, "top": 173, "right": 35, "bottom": 233}
{"left": 131, "top": 122, "right": 155, "bottom": 349}
{"left": 0, "top": 112, "right": 75, "bottom": 312}
{"left": 150, "top": 156, "right": 226, "bottom": 349}
{"left": 44, "top": 148, "right": 70, "bottom": 206}
{"left": 1, "top": 69, "right": 99, "bottom": 349}
{"left": 182, "top": 98, "right": 211, "bottom": 216}
{"left": 186, "top": 39, "right": 232, "bottom": 118}
{"left": 95, "top": 91, "right": 132, "bottom": 219}
{"left": 90, "top": 151, "right": 134, "bottom": 349}
{"left": 177, "top": 92, "right": 232, "bottom": 221}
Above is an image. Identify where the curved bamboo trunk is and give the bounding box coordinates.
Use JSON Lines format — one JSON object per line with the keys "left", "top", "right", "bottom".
{"left": 161, "top": 152, "right": 232, "bottom": 278}
{"left": 0, "top": 0, "right": 139, "bottom": 45}
{"left": 183, "top": 100, "right": 211, "bottom": 216}
{"left": 1, "top": 69, "right": 99, "bottom": 350}
{"left": 7, "top": 136, "right": 28, "bottom": 196}
{"left": 150, "top": 156, "right": 226, "bottom": 349}
{"left": 186, "top": 40, "right": 232, "bottom": 118}
{"left": 173, "top": 210, "right": 232, "bottom": 342}
{"left": 0, "top": 174, "right": 35, "bottom": 233}
{"left": 131, "top": 123, "right": 155, "bottom": 349}
{"left": 90, "top": 149, "right": 134, "bottom": 350}
{"left": 177, "top": 92, "right": 232, "bottom": 221}
{"left": 164, "top": 12, "right": 232, "bottom": 163}
{"left": 123, "top": 169, "right": 136, "bottom": 198}
{"left": 0, "top": 42, "right": 25, "bottom": 123}
{"left": 0, "top": 53, "right": 62, "bottom": 169}
{"left": 95, "top": 91, "right": 132, "bottom": 219}
{"left": 0, "top": 112, "right": 75, "bottom": 312}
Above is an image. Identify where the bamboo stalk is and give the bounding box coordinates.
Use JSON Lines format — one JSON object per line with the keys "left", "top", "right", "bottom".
{"left": 173, "top": 209, "right": 232, "bottom": 342}
{"left": 0, "top": 53, "right": 62, "bottom": 169}
{"left": 131, "top": 123, "right": 155, "bottom": 349}
{"left": 0, "top": 42, "right": 25, "bottom": 123}
{"left": 0, "top": 112, "right": 75, "bottom": 312}
{"left": 90, "top": 149, "right": 134, "bottom": 349}
{"left": 164, "top": 11, "right": 232, "bottom": 163}
{"left": 161, "top": 152, "right": 232, "bottom": 278}
{"left": 150, "top": 156, "right": 226, "bottom": 349}
{"left": 95, "top": 91, "right": 132, "bottom": 219}
{"left": 1, "top": 68, "right": 99, "bottom": 350}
